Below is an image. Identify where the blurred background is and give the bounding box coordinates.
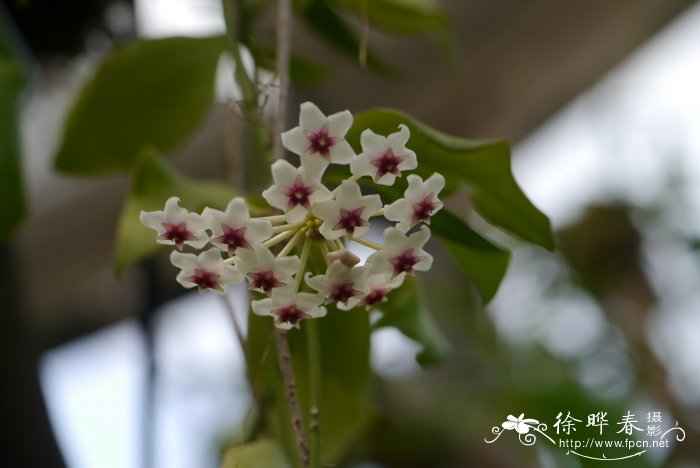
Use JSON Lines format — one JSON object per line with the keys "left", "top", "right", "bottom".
{"left": 2, "top": 0, "right": 700, "bottom": 467}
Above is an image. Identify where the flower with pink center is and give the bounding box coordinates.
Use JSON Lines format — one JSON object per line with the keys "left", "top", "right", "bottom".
{"left": 170, "top": 248, "right": 243, "bottom": 294}
{"left": 350, "top": 124, "right": 417, "bottom": 185}
{"left": 202, "top": 198, "right": 273, "bottom": 256}
{"left": 281, "top": 102, "right": 355, "bottom": 173}
{"left": 140, "top": 197, "right": 209, "bottom": 250}
{"left": 235, "top": 245, "right": 300, "bottom": 294}
{"left": 384, "top": 173, "right": 445, "bottom": 232}
{"left": 252, "top": 286, "right": 327, "bottom": 329}
{"left": 305, "top": 261, "right": 369, "bottom": 306}
{"left": 368, "top": 226, "right": 433, "bottom": 277}
{"left": 339, "top": 270, "right": 406, "bottom": 311}
{"left": 262, "top": 159, "right": 331, "bottom": 223}
{"left": 312, "top": 180, "right": 382, "bottom": 240}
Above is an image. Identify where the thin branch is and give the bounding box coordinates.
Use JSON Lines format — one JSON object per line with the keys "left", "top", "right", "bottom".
{"left": 275, "top": 329, "right": 310, "bottom": 468}
{"left": 274, "top": 0, "right": 292, "bottom": 161}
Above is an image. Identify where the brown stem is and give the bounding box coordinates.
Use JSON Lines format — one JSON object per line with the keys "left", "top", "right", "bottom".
{"left": 275, "top": 328, "right": 310, "bottom": 467}
{"left": 273, "top": 0, "right": 292, "bottom": 161}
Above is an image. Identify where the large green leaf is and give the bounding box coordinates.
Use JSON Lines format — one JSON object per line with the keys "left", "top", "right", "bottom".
{"left": 0, "top": 58, "right": 25, "bottom": 241}
{"left": 430, "top": 210, "right": 510, "bottom": 303}
{"left": 348, "top": 108, "right": 554, "bottom": 250}
{"left": 247, "top": 304, "right": 371, "bottom": 467}
{"left": 114, "top": 148, "right": 237, "bottom": 273}
{"left": 334, "top": 0, "right": 446, "bottom": 35}
{"left": 374, "top": 276, "right": 449, "bottom": 366}
{"left": 220, "top": 439, "right": 292, "bottom": 468}
{"left": 55, "top": 36, "right": 224, "bottom": 175}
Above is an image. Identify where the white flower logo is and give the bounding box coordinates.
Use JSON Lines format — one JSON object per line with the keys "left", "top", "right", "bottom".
{"left": 502, "top": 414, "right": 539, "bottom": 434}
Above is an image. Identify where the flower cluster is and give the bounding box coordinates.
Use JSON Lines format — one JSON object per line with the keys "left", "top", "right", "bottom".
{"left": 140, "top": 102, "right": 445, "bottom": 329}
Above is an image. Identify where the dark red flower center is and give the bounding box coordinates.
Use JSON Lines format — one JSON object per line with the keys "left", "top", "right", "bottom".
{"left": 307, "top": 126, "right": 336, "bottom": 158}
{"left": 412, "top": 195, "right": 439, "bottom": 223}
{"left": 283, "top": 178, "right": 313, "bottom": 209}
{"left": 333, "top": 207, "right": 367, "bottom": 235}
{"left": 159, "top": 222, "right": 195, "bottom": 250}
{"left": 249, "top": 270, "right": 283, "bottom": 294}
{"left": 215, "top": 224, "right": 250, "bottom": 256}
{"left": 187, "top": 268, "right": 222, "bottom": 292}
{"left": 370, "top": 148, "right": 404, "bottom": 178}
{"left": 275, "top": 304, "right": 310, "bottom": 327}
{"left": 362, "top": 288, "right": 388, "bottom": 308}
{"left": 389, "top": 249, "right": 420, "bottom": 276}
{"left": 329, "top": 282, "right": 359, "bottom": 304}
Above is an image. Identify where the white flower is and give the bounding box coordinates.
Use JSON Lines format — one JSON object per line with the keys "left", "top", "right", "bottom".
{"left": 312, "top": 180, "right": 382, "bottom": 240}
{"left": 235, "top": 245, "right": 300, "bottom": 294}
{"left": 169, "top": 248, "right": 243, "bottom": 294}
{"left": 281, "top": 102, "right": 355, "bottom": 173}
{"left": 252, "top": 286, "right": 327, "bottom": 329}
{"left": 305, "top": 261, "right": 369, "bottom": 306}
{"left": 202, "top": 198, "right": 273, "bottom": 256}
{"left": 350, "top": 124, "right": 417, "bottom": 185}
{"left": 262, "top": 159, "right": 332, "bottom": 223}
{"left": 384, "top": 173, "right": 445, "bottom": 232}
{"left": 339, "top": 269, "right": 406, "bottom": 310}
{"left": 502, "top": 414, "right": 539, "bottom": 434}
{"left": 368, "top": 226, "right": 433, "bottom": 277}
{"left": 140, "top": 197, "right": 209, "bottom": 250}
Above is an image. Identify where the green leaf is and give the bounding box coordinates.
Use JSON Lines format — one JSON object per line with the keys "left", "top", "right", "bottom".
{"left": 374, "top": 276, "right": 449, "bottom": 366}
{"left": 334, "top": 0, "right": 446, "bottom": 35}
{"left": 249, "top": 44, "right": 328, "bottom": 87}
{"left": 247, "top": 304, "right": 371, "bottom": 466}
{"left": 430, "top": 210, "right": 510, "bottom": 303}
{"left": 348, "top": 108, "right": 554, "bottom": 250}
{"left": 55, "top": 36, "right": 225, "bottom": 175}
{"left": 114, "top": 147, "right": 237, "bottom": 273}
{"left": 0, "top": 57, "right": 27, "bottom": 240}
{"left": 302, "top": 0, "right": 394, "bottom": 74}
{"left": 220, "top": 439, "right": 292, "bottom": 468}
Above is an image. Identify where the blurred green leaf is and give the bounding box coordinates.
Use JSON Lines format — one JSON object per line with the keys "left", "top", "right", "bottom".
{"left": 249, "top": 44, "right": 328, "bottom": 87}
{"left": 430, "top": 210, "right": 510, "bottom": 303}
{"left": 247, "top": 304, "right": 371, "bottom": 466}
{"left": 334, "top": 0, "right": 446, "bottom": 35}
{"left": 302, "top": 0, "right": 393, "bottom": 74}
{"left": 55, "top": 36, "right": 224, "bottom": 175}
{"left": 114, "top": 147, "right": 237, "bottom": 273}
{"left": 375, "top": 276, "right": 449, "bottom": 365}
{"left": 348, "top": 108, "right": 554, "bottom": 250}
{"left": 220, "top": 439, "right": 292, "bottom": 468}
{"left": 0, "top": 56, "right": 26, "bottom": 240}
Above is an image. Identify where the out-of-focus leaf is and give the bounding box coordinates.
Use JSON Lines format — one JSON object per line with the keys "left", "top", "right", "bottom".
{"left": 250, "top": 44, "right": 328, "bottom": 87}
{"left": 430, "top": 210, "right": 510, "bottom": 303}
{"left": 114, "top": 147, "right": 236, "bottom": 274}
{"left": 374, "top": 276, "right": 449, "bottom": 365}
{"left": 220, "top": 439, "right": 292, "bottom": 468}
{"left": 347, "top": 108, "right": 554, "bottom": 250}
{"left": 247, "top": 303, "right": 371, "bottom": 467}
{"left": 334, "top": 0, "right": 446, "bottom": 35}
{"left": 55, "top": 36, "right": 224, "bottom": 175}
{"left": 0, "top": 58, "right": 25, "bottom": 241}
{"left": 302, "top": 0, "right": 393, "bottom": 74}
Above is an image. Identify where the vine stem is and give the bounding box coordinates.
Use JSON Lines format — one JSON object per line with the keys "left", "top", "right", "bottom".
{"left": 273, "top": 0, "right": 292, "bottom": 162}
{"left": 274, "top": 329, "right": 310, "bottom": 468}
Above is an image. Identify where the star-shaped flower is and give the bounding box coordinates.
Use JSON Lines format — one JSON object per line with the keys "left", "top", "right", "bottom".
{"left": 305, "top": 261, "right": 369, "bottom": 306}
{"left": 368, "top": 226, "right": 433, "bottom": 277}
{"left": 235, "top": 245, "right": 300, "bottom": 294}
{"left": 384, "top": 173, "right": 445, "bottom": 232}
{"left": 202, "top": 198, "right": 273, "bottom": 256}
{"left": 350, "top": 124, "right": 418, "bottom": 185}
{"left": 169, "top": 248, "right": 243, "bottom": 294}
{"left": 281, "top": 102, "right": 355, "bottom": 173}
{"left": 312, "top": 180, "right": 382, "bottom": 240}
{"left": 502, "top": 414, "right": 539, "bottom": 434}
{"left": 339, "top": 269, "right": 406, "bottom": 310}
{"left": 262, "top": 159, "right": 332, "bottom": 223}
{"left": 252, "top": 286, "right": 327, "bottom": 329}
{"left": 140, "top": 197, "right": 209, "bottom": 250}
